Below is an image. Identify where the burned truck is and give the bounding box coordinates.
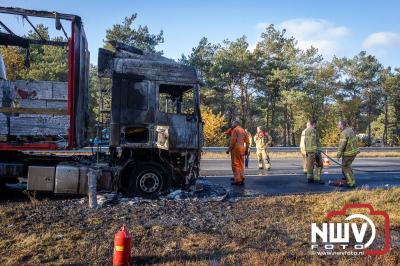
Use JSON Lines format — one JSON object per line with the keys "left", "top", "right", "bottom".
{"left": 0, "top": 7, "right": 202, "bottom": 198}
{"left": 98, "top": 42, "right": 203, "bottom": 196}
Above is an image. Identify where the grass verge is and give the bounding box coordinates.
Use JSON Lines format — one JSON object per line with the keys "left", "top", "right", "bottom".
{"left": 0, "top": 188, "right": 399, "bottom": 265}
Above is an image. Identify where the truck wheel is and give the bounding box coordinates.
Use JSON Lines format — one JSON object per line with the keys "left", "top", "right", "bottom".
{"left": 127, "top": 163, "right": 171, "bottom": 198}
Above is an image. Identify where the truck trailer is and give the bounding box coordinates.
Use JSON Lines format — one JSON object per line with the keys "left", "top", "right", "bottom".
{"left": 0, "top": 7, "right": 203, "bottom": 197}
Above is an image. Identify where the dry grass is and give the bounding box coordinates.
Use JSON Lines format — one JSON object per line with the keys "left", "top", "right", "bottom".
{"left": 201, "top": 151, "right": 400, "bottom": 159}
{"left": 0, "top": 188, "right": 399, "bottom": 265}
{"left": 357, "top": 151, "right": 400, "bottom": 157}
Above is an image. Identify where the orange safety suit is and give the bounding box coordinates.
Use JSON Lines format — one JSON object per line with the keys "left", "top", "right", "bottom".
{"left": 224, "top": 127, "right": 233, "bottom": 136}
{"left": 229, "top": 126, "right": 249, "bottom": 184}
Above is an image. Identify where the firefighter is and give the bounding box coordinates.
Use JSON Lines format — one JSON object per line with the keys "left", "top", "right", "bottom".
{"left": 226, "top": 121, "right": 249, "bottom": 185}
{"left": 304, "top": 119, "right": 324, "bottom": 184}
{"left": 254, "top": 126, "right": 272, "bottom": 170}
{"left": 244, "top": 128, "right": 253, "bottom": 168}
{"left": 224, "top": 127, "right": 233, "bottom": 136}
{"left": 337, "top": 120, "right": 359, "bottom": 188}
{"left": 299, "top": 121, "right": 311, "bottom": 174}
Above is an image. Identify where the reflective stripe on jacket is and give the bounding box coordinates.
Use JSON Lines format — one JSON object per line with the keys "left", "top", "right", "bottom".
{"left": 254, "top": 132, "right": 272, "bottom": 149}
{"left": 300, "top": 128, "right": 307, "bottom": 154}
{"left": 304, "top": 127, "right": 318, "bottom": 153}
{"left": 247, "top": 132, "right": 253, "bottom": 147}
{"left": 337, "top": 127, "right": 359, "bottom": 157}
{"left": 229, "top": 126, "right": 249, "bottom": 150}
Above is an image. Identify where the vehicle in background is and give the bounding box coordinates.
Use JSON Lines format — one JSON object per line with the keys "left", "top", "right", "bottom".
{"left": 371, "top": 139, "right": 384, "bottom": 147}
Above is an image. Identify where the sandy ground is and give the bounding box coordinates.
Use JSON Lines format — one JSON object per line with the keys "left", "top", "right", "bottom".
{"left": 0, "top": 181, "right": 399, "bottom": 265}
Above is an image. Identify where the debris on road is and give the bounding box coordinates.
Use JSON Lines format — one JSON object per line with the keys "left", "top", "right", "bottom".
{"left": 78, "top": 178, "right": 229, "bottom": 208}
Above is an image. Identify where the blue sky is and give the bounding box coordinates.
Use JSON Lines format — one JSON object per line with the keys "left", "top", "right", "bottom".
{"left": 1, "top": 0, "right": 400, "bottom": 67}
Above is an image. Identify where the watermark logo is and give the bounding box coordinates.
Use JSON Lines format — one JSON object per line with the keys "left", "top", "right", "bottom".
{"left": 311, "top": 203, "right": 390, "bottom": 256}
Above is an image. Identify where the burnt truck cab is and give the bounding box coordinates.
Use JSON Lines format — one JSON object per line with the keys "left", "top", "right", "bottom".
{"left": 98, "top": 42, "right": 203, "bottom": 197}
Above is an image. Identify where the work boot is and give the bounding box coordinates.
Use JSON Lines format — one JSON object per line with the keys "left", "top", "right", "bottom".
{"left": 345, "top": 173, "right": 356, "bottom": 188}
{"left": 258, "top": 159, "right": 263, "bottom": 169}
{"left": 266, "top": 163, "right": 271, "bottom": 170}
{"left": 346, "top": 183, "right": 356, "bottom": 188}
{"left": 313, "top": 167, "right": 323, "bottom": 183}
{"left": 341, "top": 170, "right": 347, "bottom": 180}
{"left": 307, "top": 175, "right": 314, "bottom": 183}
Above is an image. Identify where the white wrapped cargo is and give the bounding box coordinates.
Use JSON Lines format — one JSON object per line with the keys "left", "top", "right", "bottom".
{"left": 0, "top": 113, "right": 8, "bottom": 135}
{"left": 0, "top": 53, "right": 6, "bottom": 80}
{"left": 0, "top": 80, "right": 16, "bottom": 107}
{"left": 14, "top": 80, "right": 68, "bottom": 100}
{"left": 45, "top": 100, "right": 68, "bottom": 109}
{"left": 9, "top": 115, "right": 69, "bottom": 136}
{"left": 1, "top": 80, "right": 69, "bottom": 137}
{"left": 14, "top": 80, "right": 53, "bottom": 99}
{"left": 19, "top": 99, "right": 47, "bottom": 108}
{"left": 19, "top": 99, "right": 68, "bottom": 109}
{"left": 52, "top": 81, "right": 68, "bottom": 100}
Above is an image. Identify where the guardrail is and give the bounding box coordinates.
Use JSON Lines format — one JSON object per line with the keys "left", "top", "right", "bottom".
{"left": 20, "top": 146, "right": 400, "bottom": 155}
{"left": 201, "top": 147, "right": 400, "bottom": 152}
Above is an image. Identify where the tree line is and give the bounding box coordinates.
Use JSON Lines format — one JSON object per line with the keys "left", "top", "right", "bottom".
{"left": 1, "top": 15, "right": 399, "bottom": 147}
{"left": 180, "top": 25, "right": 400, "bottom": 147}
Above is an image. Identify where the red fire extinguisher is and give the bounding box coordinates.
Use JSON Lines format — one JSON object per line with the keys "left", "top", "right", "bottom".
{"left": 113, "top": 224, "right": 132, "bottom": 266}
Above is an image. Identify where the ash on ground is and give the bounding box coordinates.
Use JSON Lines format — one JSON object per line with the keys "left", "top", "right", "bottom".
{"left": 83, "top": 178, "right": 230, "bottom": 207}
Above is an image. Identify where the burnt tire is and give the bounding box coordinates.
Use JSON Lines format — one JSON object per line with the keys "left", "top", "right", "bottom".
{"left": 126, "top": 163, "right": 171, "bottom": 198}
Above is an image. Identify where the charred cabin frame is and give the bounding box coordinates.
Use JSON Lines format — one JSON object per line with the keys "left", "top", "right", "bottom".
{"left": 98, "top": 43, "right": 203, "bottom": 196}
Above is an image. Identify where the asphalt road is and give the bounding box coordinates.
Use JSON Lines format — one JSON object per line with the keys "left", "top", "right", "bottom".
{"left": 200, "top": 157, "right": 400, "bottom": 196}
